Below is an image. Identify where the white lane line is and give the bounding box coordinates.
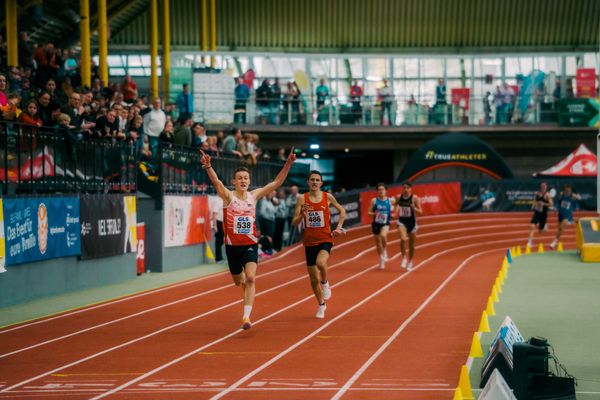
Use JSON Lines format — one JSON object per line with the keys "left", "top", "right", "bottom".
{"left": 208, "top": 240, "right": 516, "bottom": 400}
{"left": 0, "top": 228, "right": 400, "bottom": 394}
{"left": 0, "top": 221, "right": 524, "bottom": 358}
{"left": 0, "top": 215, "right": 528, "bottom": 334}
{"left": 330, "top": 246, "right": 510, "bottom": 400}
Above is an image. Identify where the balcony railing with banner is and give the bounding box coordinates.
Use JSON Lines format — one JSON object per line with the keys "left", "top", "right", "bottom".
{"left": 155, "top": 142, "right": 309, "bottom": 194}
{"left": 1, "top": 123, "right": 137, "bottom": 195}
{"left": 198, "top": 92, "right": 581, "bottom": 126}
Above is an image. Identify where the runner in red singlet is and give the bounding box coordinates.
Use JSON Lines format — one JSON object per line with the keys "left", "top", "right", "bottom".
{"left": 200, "top": 148, "right": 296, "bottom": 330}
{"left": 292, "top": 170, "right": 346, "bottom": 319}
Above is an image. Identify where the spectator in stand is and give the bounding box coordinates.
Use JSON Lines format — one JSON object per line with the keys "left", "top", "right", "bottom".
{"left": 257, "top": 190, "right": 277, "bottom": 239}
{"left": 159, "top": 120, "right": 175, "bottom": 145}
{"left": 206, "top": 135, "right": 220, "bottom": 154}
{"left": 191, "top": 122, "right": 207, "bottom": 147}
{"left": 62, "top": 49, "right": 78, "bottom": 80}
{"left": 276, "top": 147, "right": 286, "bottom": 161}
{"left": 234, "top": 77, "right": 250, "bottom": 124}
{"left": 122, "top": 75, "right": 138, "bottom": 104}
{"left": 315, "top": 78, "right": 329, "bottom": 123}
{"left": 143, "top": 97, "right": 166, "bottom": 140}
{"left": 94, "top": 109, "right": 121, "bottom": 139}
{"left": 494, "top": 85, "right": 503, "bottom": 124}
{"left": 216, "top": 129, "right": 225, "bottom": 149}
{"left": 127, "top": 114, "right": 143, "bottom": 144}
{"left": 501, "top": 82, "right": 515, "bottom": 124}
{"left": 44, "top": 78, "right": 63, "bottom": 107}
{"left": 379, "top": 79, "right": 394, "bottom": 125}
{"left": 164, "top": 102, "right": 176, "bottom": 121}
{"left": 18, "top": 32, "right": 34, "bottom": 71}
{"left": 174, "top": 116, "right": 193, "bottom": 146}
{"left": 0, "top": 73, "right": 7, "bottom": 106}
{"left": 33, "top": 42, "right": 60, "bottom": 85}
{"left": 176, "top": 83, "right": 194, "bottom": 120}
{"left": 37, "top": 91, "right": 59, "bottom": 126}
{"left": 255, "top": 79, "right": 270, "bottom": 124}
{"left": 2, "top": 92, "right": 22, "bottom": 121}
{"left": 8, "top": 67, "right": 22, "bottom": 92}
{"left": 18, "top": 100, "right": 42, "bottom": 127}
{"left": 222, "top": 127, "right": 243, "bottom": 157}
{"left": 20, "top": 77, "right": 37, "bottom": 107}
{"left": 483, "top": 91, "right": 492, "bottom": 125}
{"left": 268, "top": 78, "right": 282, "bottom": 124}
{"left": 350, "top": 80, "right": 363, "bottom": 123}
{"left": 61, "top": 92, "right": 85, "bottom": 129}
{"left": 238, "top": 133, "right": 257, "bottom": 167}
{"left": 272, "top": 189, "right": 288, "bottom": 251}
{"left": 285, "top": 185, "right": 299, "bottom": 245}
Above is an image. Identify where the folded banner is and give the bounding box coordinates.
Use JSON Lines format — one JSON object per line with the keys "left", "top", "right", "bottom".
{"left": 330, "top": 191, "right": 361, "bottom": 228}
{"left": 80, "top": 194, "right": 137, "bottom": 259}
{"left": 360, "top": 182, "right": 461, "bottom": 225}
{"left": 3, "top": 197, "right": 80, "bottom": 266}
{"left": 164, "top": 195, "right": 211, "bottom": 247}
{"left": 461, "top": 180, "right": 597, "bottom": 212}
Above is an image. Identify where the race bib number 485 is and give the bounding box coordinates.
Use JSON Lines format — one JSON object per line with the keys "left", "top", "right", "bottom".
{"left": 234, "top": 216, "right": 254, "bottom": 234}
{"left": 306, "top": 211, "right": 325, "bottom": 228}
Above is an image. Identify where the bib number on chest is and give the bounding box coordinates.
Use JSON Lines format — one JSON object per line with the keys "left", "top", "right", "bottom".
{"left": 375, "top": 212, "right": 388, "bottom": 224}
{"left": 234, "top": 216, "right": 254, "bottom": 234}
{"left": 560, "top": 200, "right": 571, "bottom": 210}
{"left": 306, "top": 211, "right": 325, "bottom": 228}
{"left": 399, "top": 206, "right": 412, "bottom": 218}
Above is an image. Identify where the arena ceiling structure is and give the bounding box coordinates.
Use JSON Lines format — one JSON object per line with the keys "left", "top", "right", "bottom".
{"left": 14, "top": 0, "right": 600, "bottom": 53}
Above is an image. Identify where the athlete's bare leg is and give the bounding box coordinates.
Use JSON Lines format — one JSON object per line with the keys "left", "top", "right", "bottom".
{"left": 379, "top": 226, "right": 389, "bottom": 254}
{"left": 373, "top": 234, "right": 383, "bottom": 255}
{"left": 307, "top": 265, "right": 325, "bottom": 304}
{"left": 316, "top": 250, "right": 330, "bottom": 284}
{"left": 408, "top": 232, "right": 416, "bottom": 260}
{"left": 398, "top": 224, "right": 408, "bottom": 258}
{"left": 528, "top": 223, "right": 537, "bottom": 245}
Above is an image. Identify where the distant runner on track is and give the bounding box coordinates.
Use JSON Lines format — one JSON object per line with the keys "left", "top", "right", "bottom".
{"left": 292, "top": 170, "right": 346, "bottom": 319}
{"left": 200, "top": 148, "right": 296, "bottom": 330}
{"left": 368, "top": 183, "right": 394, "bottom": 269}
{"left": 527, "top": 181, "right": 553, "bottom": 248}
{"left": 395, "top": 181, "right": 422, "bottom": 271}
{"left": 550, "top": 183, "right": 580, "bottom": 250}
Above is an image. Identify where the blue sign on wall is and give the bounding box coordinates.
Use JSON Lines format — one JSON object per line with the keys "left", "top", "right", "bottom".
{"left": 3, "top": 197, "right": 80, "bottom": 265}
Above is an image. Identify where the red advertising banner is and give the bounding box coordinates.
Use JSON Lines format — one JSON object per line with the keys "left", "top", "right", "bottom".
{"left": 451, "top": 88, "right": 471, "bottom": 110}
{"left": 164, "top": 195, "right": 211, "bottom": 247}
{"left": 359, "top": 182, "right": 462, "bottom": 225}
{"left": 136, "top": 223, "right": 145, "bottom": 275}
{"left": 576, "top": 68, "right": 597, "bottom": 98}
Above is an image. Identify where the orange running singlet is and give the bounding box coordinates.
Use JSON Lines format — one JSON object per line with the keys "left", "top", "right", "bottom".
{"left": 224, "top": 192, "right": 258, "bottom": 246}
{"left": 302, "top": 192, "right": 332, "bottom": 246}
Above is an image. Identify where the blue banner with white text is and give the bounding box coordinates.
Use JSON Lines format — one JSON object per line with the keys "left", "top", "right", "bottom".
{"left": 3, "top": 197, "right": 80, "bottom": 265}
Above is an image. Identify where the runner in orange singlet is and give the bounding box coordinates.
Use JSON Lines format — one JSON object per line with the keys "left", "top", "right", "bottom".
{"left": 292, "top": 170, "right": 346, "bottom": 319}
{"left": 200, "top": 148, "right": 296, "bottom": 330}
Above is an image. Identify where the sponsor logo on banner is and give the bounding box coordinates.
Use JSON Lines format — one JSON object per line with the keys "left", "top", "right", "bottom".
{"left": 3, "top": 197, "right": 80, "bottom": 266}
{"left": 163, "top": 195, "right": 211, "bottom": 247}
{"left": 80, "top": 194, "right": 137, "bottom": 260}
{"left": 360, "top": 182, "right": 461, "bottom": 225}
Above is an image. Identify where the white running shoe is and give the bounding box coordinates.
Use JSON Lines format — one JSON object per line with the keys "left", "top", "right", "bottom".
{"left": 321, "top": 281, "right": 332, "bottom": 300}
{"left": 407, "top": 260, "right": 414, "bottom": 271}
{"left": 527, "top": 241, "right": 532, "bottom": 248}
{"left": 550, "top": 240, "right": 557, "bottom": 250}
{"left": 400, "top": 257, "right": 408, "bottom": 269}
{"left": 382, "top": 249, "right": 388, "bottom": 260}
{"left": 379, "top": 256, "right": 385, "bottom": 270}
{"left": 315, "top": 304, "right": 327, "bottom": 319}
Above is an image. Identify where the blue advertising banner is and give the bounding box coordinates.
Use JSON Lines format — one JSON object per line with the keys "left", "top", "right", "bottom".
{"left": 3, "top": 197, "right": 80, "bottom": 265}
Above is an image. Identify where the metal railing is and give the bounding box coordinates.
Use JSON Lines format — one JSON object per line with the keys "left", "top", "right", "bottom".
{"left": 200, "top": 92, "right": 574, "bottom": 126}
{"left": 1, "top": 123, "right": 136, "bottom": 195}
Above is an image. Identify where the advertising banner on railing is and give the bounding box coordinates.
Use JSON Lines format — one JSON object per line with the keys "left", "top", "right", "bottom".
{"left": 576, "top": 68, "right": 597, "bottom": 98}
{"left": 0, "top": 199, "right": 5, "bottom": 273}
{"left": 461, "top": 180, "right": 597, "bottom": 212}
{"left": 3, "top": 197, "right": 80, "bottom": 265}
{"left": 80, "top": 194, "right": 138, "bottom": 259}
{"left": 330, "top": 191, "right": 361, "bottom": 228}
{"left": 360, "top": 182, "right": 462, "bottom": 225}
{"left": 164, "top": 195, "right": 211, "bottom": 247}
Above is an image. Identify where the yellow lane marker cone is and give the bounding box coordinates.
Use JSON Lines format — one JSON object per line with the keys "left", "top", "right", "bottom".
{"left": 453, "top": 387, "right": 464, "bottom": 400}
{"left": 538, "top": 243, "right": 544, "bottom": 253}
{"left": 459, "top": 365, "right": 474, "bottom": 399}
{"left": 525, "top": 244, "right": 531, "bottom": 254}
{"left": 491, "top": 284, "right": 500, "bottom": 302}
{"left": 469, "top": 332, "right": 484, "bottom": 358}
{"left": 478, "top": 311, "right": 491, "bottom": 333}
{"left": 557, "top": 242, "right": 564, "bottom": 252}
{"left": 486, "top": 296, "right": 496, "bottom": 316}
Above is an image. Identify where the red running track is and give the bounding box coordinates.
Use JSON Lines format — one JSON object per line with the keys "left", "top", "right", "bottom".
{"left": 0, "top": 212, "right": 585, "bottom": 400}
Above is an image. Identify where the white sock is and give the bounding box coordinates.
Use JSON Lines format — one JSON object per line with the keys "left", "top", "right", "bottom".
{"left": 243, "top": 305, "right": 252, "bottom": 319}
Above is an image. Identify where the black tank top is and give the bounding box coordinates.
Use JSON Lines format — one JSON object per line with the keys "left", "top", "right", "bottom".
{"left": 534, "top": 192, "right": 548, "bottom": 214}
{"left": 397, "top": 194, "right": 414, "bottom": 220}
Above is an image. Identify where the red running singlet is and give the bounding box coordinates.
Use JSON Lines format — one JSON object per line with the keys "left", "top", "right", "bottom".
{"left": 302, "top": 192, "right": 332, "bottom": 246}
{"left": 224, "top": 192, "right": 258, "bottom": 246}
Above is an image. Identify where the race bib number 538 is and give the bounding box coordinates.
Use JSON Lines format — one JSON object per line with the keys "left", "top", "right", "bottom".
{"left": 234, "top": 216, "right": 254, "bottom": 234}
{"left": 306, "top": 211, "right": 325, "bottom": 228}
